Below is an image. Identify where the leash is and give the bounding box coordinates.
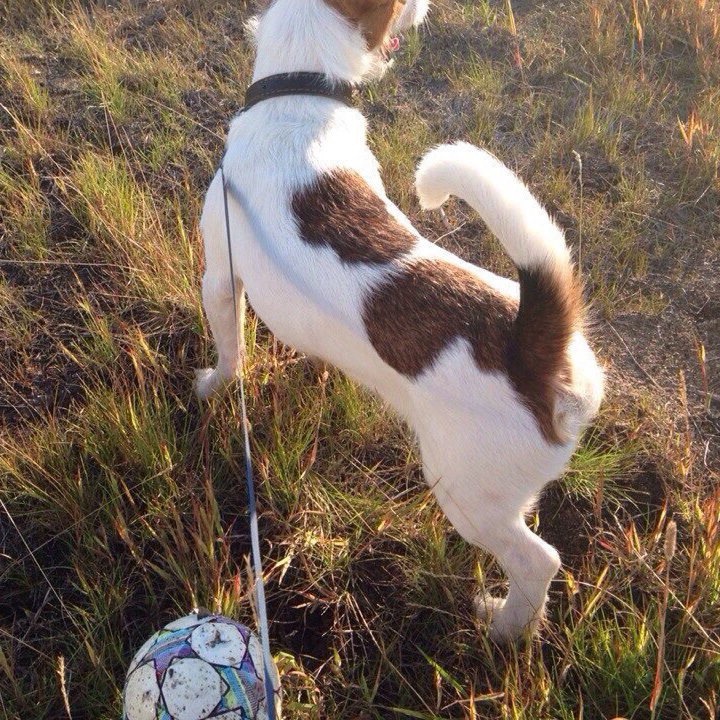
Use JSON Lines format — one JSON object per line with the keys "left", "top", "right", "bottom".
{"left": 220, "top": 164, "right": 277, "bottom": 720}
{"left": 215, "top": 72, "right": 355, "bottom": 718}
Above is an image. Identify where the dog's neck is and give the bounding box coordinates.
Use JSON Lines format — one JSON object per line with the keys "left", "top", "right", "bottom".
{"left": 252, "top": 0, "right": 378, "bottom": 85}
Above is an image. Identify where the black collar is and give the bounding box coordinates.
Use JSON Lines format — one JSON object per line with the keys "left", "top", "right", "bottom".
{"left": 243, "top": 72, "right": 355, "bottom": 112}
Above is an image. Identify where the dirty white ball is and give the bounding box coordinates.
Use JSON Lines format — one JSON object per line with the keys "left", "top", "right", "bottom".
{"left": 123, "top": 611, "right": 281, "bottom": 720}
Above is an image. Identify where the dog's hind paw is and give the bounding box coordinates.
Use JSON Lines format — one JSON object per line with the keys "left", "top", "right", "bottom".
{"left": 474, "top": 593, "right": 540, "bottom": 643}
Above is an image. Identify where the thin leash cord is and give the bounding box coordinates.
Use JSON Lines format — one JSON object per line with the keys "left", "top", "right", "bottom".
{"left": 220, "top": 164, "right": 277, "bottom": 720}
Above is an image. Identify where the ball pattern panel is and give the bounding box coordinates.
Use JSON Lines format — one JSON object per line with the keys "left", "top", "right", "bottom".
{"left": 190, "top": 622, "right": 248, "bottom": 666}
{"left": 124, "top": 663, "right": 161, "bottom": 720}
{"left": 162, "top": 657, "right": 223, "bottom": 720}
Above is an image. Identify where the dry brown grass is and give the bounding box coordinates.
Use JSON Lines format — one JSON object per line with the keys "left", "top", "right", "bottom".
{"left": 0, "top": 0, "right": 719, "bottom": 718}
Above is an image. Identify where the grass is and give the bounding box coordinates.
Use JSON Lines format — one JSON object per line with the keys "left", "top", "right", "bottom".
{"left": 1, "top": 0, "right": 719, "bottom": 718}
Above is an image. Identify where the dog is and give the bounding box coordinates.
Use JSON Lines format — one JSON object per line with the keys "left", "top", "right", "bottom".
{"left": 195, "top": 0, "right": 604, "bottom": 641}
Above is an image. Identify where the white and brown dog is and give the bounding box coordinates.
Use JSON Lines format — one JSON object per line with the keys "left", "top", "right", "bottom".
{"left": 196, "top": 0, "right": 604, "bottom": 641}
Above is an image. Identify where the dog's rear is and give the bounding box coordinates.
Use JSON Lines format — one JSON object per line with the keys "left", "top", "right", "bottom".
{"left": 416, "top": 143, "right": 603, "bottom": 444}
{"left": 413, "top": 144, "right": 603, "bottom": 638}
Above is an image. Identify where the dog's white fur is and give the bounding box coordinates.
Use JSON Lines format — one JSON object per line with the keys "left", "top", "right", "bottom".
{"left": 197, "top": 0, "right": 603, "bottom": 640}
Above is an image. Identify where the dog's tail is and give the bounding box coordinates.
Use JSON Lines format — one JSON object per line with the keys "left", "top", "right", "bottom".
{"left": 415, "top": 142, "right": 584, "bottom": 442}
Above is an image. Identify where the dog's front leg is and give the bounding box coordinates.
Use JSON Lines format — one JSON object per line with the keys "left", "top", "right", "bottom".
{"left": 196, "top": 272, "right": 245, "bottom": 400}
{"left": 195, "top": 172, "right": 245, "bottom": 400}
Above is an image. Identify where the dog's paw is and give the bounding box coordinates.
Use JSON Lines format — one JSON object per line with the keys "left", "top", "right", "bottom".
{"left": 474, "top": 593, "right": 507, "bottom": 628}
{"left": 474, "top": 593, "right": 539, "bottom": 643}
{"left": 195, "top": 368, "right": 224, "bottom": 400}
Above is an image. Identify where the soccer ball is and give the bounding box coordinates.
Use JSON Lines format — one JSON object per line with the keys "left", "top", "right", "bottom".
{"left": 123, "top": 611, "right": 281, "bottom": 720}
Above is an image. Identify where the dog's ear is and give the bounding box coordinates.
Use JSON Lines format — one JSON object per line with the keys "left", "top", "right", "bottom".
{"left": 244, "top": 0, "right": 275, "bottom": 47}
{"left": 243, "top": 14, "right": 261, "bottom": 46}
{"left": 326, "top": 0, "right": 405, "bottom": 50}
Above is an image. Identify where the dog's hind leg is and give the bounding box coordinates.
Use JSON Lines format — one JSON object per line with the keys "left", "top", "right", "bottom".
{"left": 417, "top": 420, "right": 561, "bottom": 642}
{"left": 196, "top": 172, "right": 244, "bottom": 400}
{"left": 472, "top": 517, "right": 560, "bottom": 641}
{"left": 436, "top": 482, "right": 561, "bottom": 641}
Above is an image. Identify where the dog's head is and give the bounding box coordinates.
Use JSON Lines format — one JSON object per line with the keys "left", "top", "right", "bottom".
{"left": 324, "top": 0, "right": 430, "bottom": 53}
{"left": 249, "top": 0, "right": 429, "bottom": 82}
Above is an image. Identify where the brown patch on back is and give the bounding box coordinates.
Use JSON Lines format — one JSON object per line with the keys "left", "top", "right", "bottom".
{"left": 324, "top": 0, "right": 404, "bottom": 50}
{"left": 292, "top": 169, "right": 417, "bottom": 264}
{"left": 364, "top": 259, "right": 582, "bottom": 444}
{"left": 293, "top": 171, "right": 582, "bottom": 444}
{"left": 363, "top": 258, "right": 518, "bottom": 376}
